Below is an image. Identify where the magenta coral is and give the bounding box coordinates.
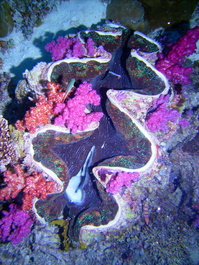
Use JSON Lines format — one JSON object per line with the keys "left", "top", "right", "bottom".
{"left": 45, "top": 35, "right": 107, "bottom": 61}
{"left": 0, "top": 204, "right": 33, "bottom": 245}
{"left": 178, "top": 118, "right": 190, "bottom": 128}
{"left": 71, "top": 37, "right": 87, "bottom": 58}
{"left": 106, "top": 171, "right": 140, "bottom": 194}
{"left": 146, "top": 95, "right": 181, "bottom": 132}
{"left": 45, "top": 36, "right": 73, "bottom": 61}
{"left": 54, "top": 81, "right": 103, "bottom": 133}
{"left": 45, "top": 35, "right": 99, "bottom": 61}
{"left": 86, "top": 38, "right": 96, "bottom": 57}
{"left": 156, "top": 26, "right": 199, "bottom": 84}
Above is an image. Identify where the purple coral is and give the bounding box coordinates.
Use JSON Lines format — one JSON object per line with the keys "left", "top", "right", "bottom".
{"left": 86, "top": 38, "right": 96, "bottom": 57}
{"left": 146, "top": 95, "right": 181, "bottom": 132}
{"left": 156, "top": 26, "right": 199, "bottom": 85}
{"left": 45, "top": 36, "right": 73, "bottom": 61}
{"left": 0, "top": 204, "right": 33, "bottom": 245}
{"left": 178, "top": 118, "right": 190, "bottom": 128}
{"left": 45, "top": 35, "right": 105, "bottom": 61}
{"left": 106, "top": 171, "right": 140, "bottom": 194}
{"left": 54, "top": 81, "right": 103, "bottom": 133}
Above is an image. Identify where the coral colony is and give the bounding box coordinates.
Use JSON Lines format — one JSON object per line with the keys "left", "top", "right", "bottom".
{"left": 45, "top": 36, "right": 106, "bottom": 61}
{"left": 155, "top": 26, "right": 199, "bottom": 85}
{"left": 0, "top": 204, "right": 33, "bottom": 245}
{"left": 54, "top": 81, "right": 103, "bottom": 134}
{"left": 0, "top": 23, "right": 198, "bottom": 247}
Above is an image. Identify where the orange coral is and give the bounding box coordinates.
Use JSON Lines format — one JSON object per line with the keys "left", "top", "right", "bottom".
{"left": 15, "top": 95, "right": 53, "bottom": 133}
{"left": 46, "top": 82, "right": 66, "bottom": 104}
{"left": 0, "top": 164, "right": 56, "bottom": 210}
{"left": 0, "top": 164, "right": 25, "bottom": 200}
{"left": 15, "top": 82, "right": 67, "bottom": 133}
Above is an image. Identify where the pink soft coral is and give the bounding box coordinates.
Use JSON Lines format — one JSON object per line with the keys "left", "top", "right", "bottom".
{"left": 156, "top": 26, "right": 199, "bottom": 84}
{"left": 146, "top": 95, "right": 181, "bottom": 132}
{"left": 45, "top": 35, "right": 106, "bottom": 61}
{"left": 45, "top": 36, "right": 74, "bottom": 61}
{"left": 54, "top": 81, "right": 103, "bottom": 133}
{"left": 106, "top": 171, "right": 140, "bottom": 194}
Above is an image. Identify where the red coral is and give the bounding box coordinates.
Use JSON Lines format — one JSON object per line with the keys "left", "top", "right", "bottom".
{"left": 46, "top": 82, "right": 66, "bottom": 104}
{"left": 0, "top": 164, "right": 25, "bottom": 200}
{"left": 16, "top": 95, "right": 53, "bottom": 133}
{"left": 15, "top": 82, "right": 68, "bottom": 133}
{"left": 0, "top": 164, "right": 55, "bottom": 210}
{"left": 22, "top": 173, "right": 55, "bottom": 210}
{"left": 22, "top": 193, "right": 35, "bottom": 211}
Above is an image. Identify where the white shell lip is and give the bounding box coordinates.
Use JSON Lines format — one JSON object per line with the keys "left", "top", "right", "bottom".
{"left": 92, "top": 49, "right": 170, "bottom": 189}
{"left": 130, "top": 50, "right": 170, "bottom": 97}
{"left": 46, "top": 57, "right": 112, "bottom": 82}
{"left": 134, "top": 31, "right": 162, "bottom": 50}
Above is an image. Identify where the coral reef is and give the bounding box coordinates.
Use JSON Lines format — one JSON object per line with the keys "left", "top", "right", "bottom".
{"left": 45, "top": 35, "right": 107, "bottom": 61}
{"left": 0, "top": 0, "right": 64, "bottom": 38}
{"left": 11, "top": 25, "right": 190, "bottom": 247}
{"left": 15, "top": 82, "right": 66, "bottom": 133}
{"left": 0, "top": 204, "right": 33, "bottom": 245}
{"left": 106, "top": 171, "right": 140, "bottom": 194}
{"left": 0, "top": 2, "right": 14, "bottom": 37}
{"left": 0, "top": 164, "right": 56, "bottom": 210}
{"left": 106, "top": 0, "right": 148, "bottom": 32}
{"left": 54, "top": 81, "right": 103, "bottom": 133}
{"left": 28, "top": 27, "right": 171, "bottom": 245}
{"left": 146, "top": 95, "right": 181, "bottom": 132}
{"left": 141, "top": 215, "right": 196, "bottom": 265}
{"left": 1, "top": 16, "right": 199, "bottom": 264}
{"left": 0, "top": 73, "right": 12, "bottom": 116}
{"left": 0, "top": 116, "right": 17, "bottom": 172}
{"left": 156, "top": 26, "right": 199, "bottom": 85}
{"left": 15, "top": 95, "right": 53, "bottom": 133}
{"left": 15, "top": 81, "right": 104, "bottom": 134}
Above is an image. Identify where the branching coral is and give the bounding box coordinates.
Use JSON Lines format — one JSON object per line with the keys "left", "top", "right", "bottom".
{"left": 15, "top": 95, "right": 53, "bottom": 133}
{"left": 15, "top": 81, "right": 103, "bottom": 134}
{"left": 0, "top": 164, "right": 56, "bottom": 210}
{"left": 0, "top": 116, "right": 17, "bottom": 171}
{"left": 15, "top": 82, "right": 66, "bottom": 133}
